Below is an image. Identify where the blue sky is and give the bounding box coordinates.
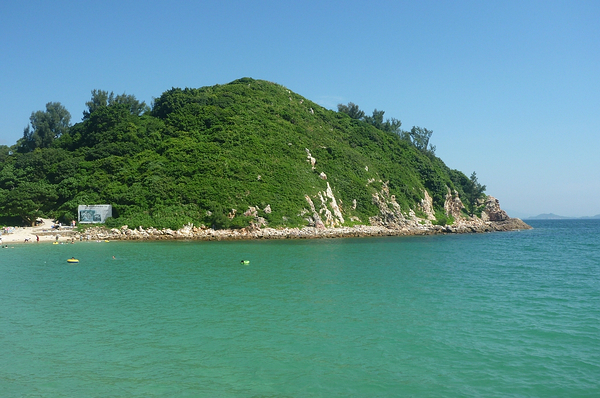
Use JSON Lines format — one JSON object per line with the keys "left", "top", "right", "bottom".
{"left": 1, "top": 0, "right": 599, "bottom": 217}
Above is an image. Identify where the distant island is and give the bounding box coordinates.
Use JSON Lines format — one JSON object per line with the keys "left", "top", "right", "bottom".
{"left": 527, "top": 213, "right": 600, "bottom": 220}
{"left": 0, "top": 78, "right": 530, "bottom": 239}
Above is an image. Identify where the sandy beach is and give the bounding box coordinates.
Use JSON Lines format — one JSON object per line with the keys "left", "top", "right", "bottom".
{"left": 0, "top": 219, "right": 77, "bottom": 245}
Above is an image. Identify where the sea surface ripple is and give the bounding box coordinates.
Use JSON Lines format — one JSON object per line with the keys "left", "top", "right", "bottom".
{"left": 1, "top": 219, "right": 598, "bottom": 397}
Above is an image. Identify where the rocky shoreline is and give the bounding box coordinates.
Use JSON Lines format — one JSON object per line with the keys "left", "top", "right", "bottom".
{"left": 75, "top": 193, "right": 532, "bottom": 242}
{"left": 1, "top": 195, "right": 531, "bottom": 244}
{"left": 76, "top": 217, "right": 531, "bottom": 242}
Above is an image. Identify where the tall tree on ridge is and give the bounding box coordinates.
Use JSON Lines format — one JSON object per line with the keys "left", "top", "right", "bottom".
{"left": 17, "top": 102, "right": 71, "bottom": 153}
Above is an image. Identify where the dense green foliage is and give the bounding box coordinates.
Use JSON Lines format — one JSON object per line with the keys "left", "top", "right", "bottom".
{"left": 0, "top": 78, "right": 485, "bottom": 228}
{"left": 17, "top": 102, "right": 71, "bottom": 153}
{"left": 465, "top": 172, "right": 487, "bottom": 216}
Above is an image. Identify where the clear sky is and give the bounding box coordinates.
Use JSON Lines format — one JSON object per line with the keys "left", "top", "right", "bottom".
{"left": 1, "top": 0, "right": 599, "bottom": 218}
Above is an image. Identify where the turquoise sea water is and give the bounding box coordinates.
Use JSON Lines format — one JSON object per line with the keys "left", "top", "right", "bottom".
{"left": 1, "top": 220, "right": 599, "bottom": 397}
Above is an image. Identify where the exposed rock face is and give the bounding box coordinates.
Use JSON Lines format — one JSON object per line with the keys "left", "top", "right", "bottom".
{"left": 249, "top": 217, "right": 268, "bottom": 231}
{"left": 244, "top": 206, "right": 259, "bottom": 217}
{"left": 317, "top": 191, "right": 336, "bottom": 227}
{"left": 176, "top": 223, "right": 194, "bottom": 237}
{"left": 305, "top": 148, "right": 316, "bottom": 170}
{"left": 481, "top": 196, "right": 509, "bottom": 221}
{"left": 303, "top": 182, "right": 345, "bottom": 228}
{"left": 444, "top": 188, "right": 465, "bottom": 219}
{"left": 369, "top": 182, "right": 412, "bottom": 228}
{"left": 325, "top": 183, "right": 344, "bottom": 225}
{"left": 304, "top": 194, "right": 326, "bottom": 229}
{"left": 241, "top": 205, "right": 270, "bottom": 229}
{"left": 419, "top": 189, "right": 436, "bottom": 220}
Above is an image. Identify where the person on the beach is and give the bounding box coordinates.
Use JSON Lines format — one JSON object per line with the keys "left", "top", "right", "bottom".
{"left": 36, "top": 235, "right": 39, "bottom": 242}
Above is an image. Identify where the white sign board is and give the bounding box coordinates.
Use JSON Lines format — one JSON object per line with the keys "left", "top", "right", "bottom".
{"left": 78, "top": 205, "right": 113, "bottom": 223}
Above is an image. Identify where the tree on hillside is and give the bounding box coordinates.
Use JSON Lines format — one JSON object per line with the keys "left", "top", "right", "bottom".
{"left": 0, "top": 145, "right": 11, "bottom": 163}
{"left": 337, "top": 103, "right": 436, "bottom": 151}
{"left": 337, "top": 102, "right": 365, "bottom": 120}
{"left": 337, "top": 103, "right": 401, "bottom": 134}
{"left": 83, "top": 90, "right": 148, "bottom": 120}
{"left": 409, "top": 126, "right": 432, "bottom": 151}
{"left": 378, "top": 114, "right": 402, "bottom": 134}
{"left": 17, "top": 102, "right": 71, "bottom": 153}
{"left": 408, "top": 126, "right": 436, "bottom": 154}
{"left": 83, "top": 89, "right": 111, "bottom": 119}
{"left": 465, "top": 171, "right": 486, "bottom": 216}
{"left": 364, "top": 109, "right": 386, "bottom": 130}
{"left": 0, "top": 181, "right": 58, "bottom": 225}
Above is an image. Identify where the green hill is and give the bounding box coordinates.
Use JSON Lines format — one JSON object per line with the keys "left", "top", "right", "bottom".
{"left": 0, "top": 78, "right": 484, "bottom": 229}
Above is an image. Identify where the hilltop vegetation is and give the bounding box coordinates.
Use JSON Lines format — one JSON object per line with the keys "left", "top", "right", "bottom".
{"left": 0, "top": 78, "right": 485, "bottom": 229}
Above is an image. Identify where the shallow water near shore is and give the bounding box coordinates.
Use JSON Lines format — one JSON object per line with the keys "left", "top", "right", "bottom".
{"left": 1, "top": 220, "right": 599, "bottom": 397}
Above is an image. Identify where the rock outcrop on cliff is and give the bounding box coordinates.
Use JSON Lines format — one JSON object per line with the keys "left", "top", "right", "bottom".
{"left": 75, "top": 190, "right": 530, "bottom": 242}
{"left": 481, "top": 196, "right": 509, "bottom": 221}
{"left": 369, "top": 182, "right": 412, "bottom": 228}
{"left": 444, "top": 188, "right": 465, "bottom": 220}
